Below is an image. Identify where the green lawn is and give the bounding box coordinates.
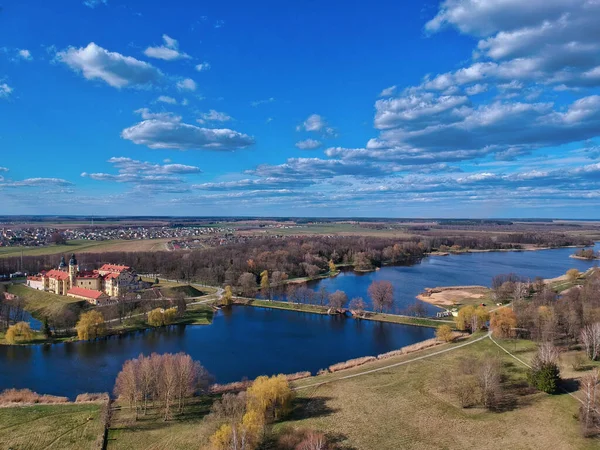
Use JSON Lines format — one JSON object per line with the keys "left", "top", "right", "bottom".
{"left": 0, "top": 403, "right": 104, "bottom": 450}
{"left": 7, "top": 283, "right": 85, "bottom": 318}
{"left": 0, "top": 240, "right": 128, "bottom": 258}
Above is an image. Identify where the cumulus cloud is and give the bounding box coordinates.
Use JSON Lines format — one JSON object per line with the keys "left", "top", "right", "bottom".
{"left": 57, "top": 43, "right": 162, "bottom": 88}
{"left": 1, "top": 178, "right": 74, "bottom": 187}
{"left": 176, "top": 78, "right": 196, "bottom": 91}
{"left": 144, "top": 34, "right": 190, "bottom": 61}
{"left": 157, "top": 95, "right": 177, "bottom": 104}
{"left": 0, "top": 83, "right": 12, "bottom": 99}
{"left": 195, "top": 62, "right": 211, "bottom": 72}
{"left": 297, "top": 113, "right": 326, "bottom": 132}
{"left": 18, "top": 49, "right": 32, "bottom": 60}
{"left": 193, "top": 177, "right": 315, "bottom": 191}
{"left": 121, "top": 109, "right": 254, "bottom": 151}
{"left": 82, "top": 157, "right": 200, "bottom": 186}
{"left": 295, "top": 139, "right": 322, "bottom": 150}
{"left": 379, "top": 85, "right": 397, "bottom": 97}
{"left": 198, "top": 109, "right": 232, "bottom": 122}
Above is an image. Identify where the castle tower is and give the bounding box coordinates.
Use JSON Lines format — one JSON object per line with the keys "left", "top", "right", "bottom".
{"left": 68, "top": 253, "right": 78, "bottom": 288}
{"left": 58, "top": 255, "right": 66, "bottom": 270}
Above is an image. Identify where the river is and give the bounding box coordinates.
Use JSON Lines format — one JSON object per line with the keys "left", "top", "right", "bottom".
{"left": 0, "top": 243, "right": 598, "bottom": 398}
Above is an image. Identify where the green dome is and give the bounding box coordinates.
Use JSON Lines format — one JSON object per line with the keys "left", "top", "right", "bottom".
{"left": 69, "top": 254, "right": 77, "bottom": 266}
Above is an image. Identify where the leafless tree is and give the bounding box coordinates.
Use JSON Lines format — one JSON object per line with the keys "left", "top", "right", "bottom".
{"left": 238, "top": 272, "right": 257, "bottom": 298}
{"left": 328, "top": 291, "right": 348, "bottom": 310}
{"left": 349, "top": 297, "right": 366, "bottom": 317}
{"left": 368, "top": 280, "right": 394, "bottom": 313}
{"left": 581, "top": 323, "right": 600, "bottom": 361}
{"left": 477, "top": 356, "right": 502, "bottom": 410}
{"left": 580, "top": 369, "right": 600, "bottom": 435}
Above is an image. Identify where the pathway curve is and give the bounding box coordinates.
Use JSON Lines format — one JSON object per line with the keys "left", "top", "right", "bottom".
{"left": 294, "top": 331, "right": 491, "bottom": 391}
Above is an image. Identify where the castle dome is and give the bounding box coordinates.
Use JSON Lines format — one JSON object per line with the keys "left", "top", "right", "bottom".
{"left": 69, "top": 253, "right": 78, "bottom": 266}
{"left": 58, "top": 255, "right": 66, "bottom": 269}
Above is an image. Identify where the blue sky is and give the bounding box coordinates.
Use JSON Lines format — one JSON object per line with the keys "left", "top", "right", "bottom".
{"left": 1, "top": 0, "right": 600, "bottom": 218}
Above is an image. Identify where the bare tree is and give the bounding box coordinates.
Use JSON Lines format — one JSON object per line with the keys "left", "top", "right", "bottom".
{"left": 580, "top": 369, "right": 600, "bottom": 435}
{"left": 349, "top": 297, "right": 366, "bottom": 317}
{"left": 238, "top": 272, "right": 257, "bottom": 298}
{"left": 581, "top": 323, "right": 600, "bottom": 361}
{"left": 368, "top": 280, "right": 394, "bottom": 313}
{"left": 477, "top": 356, "right": 502, "bottom": 410}
{"left": 328, "top": 290, "right": 348, "bottom": 310}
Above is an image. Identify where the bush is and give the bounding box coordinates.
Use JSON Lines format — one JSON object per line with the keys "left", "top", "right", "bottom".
{"left": 528, "top": 362, "right": 560, "bottom": 393}
{"left": 436, "top": 324, "right": 455, "bottom": 342}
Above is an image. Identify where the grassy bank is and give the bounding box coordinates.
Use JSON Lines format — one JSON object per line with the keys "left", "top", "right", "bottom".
{"left": 362, "top": 312, "right": 452, "bottom": 328}
{"left": 7, "top": 283, "right": 86, "bottom": 318}
{"left": 233, "top": 298, "right": 330, "bottom": 315}
{"left": 0, "top": 403, "right": 104, "bottom": 450}
{"left": 102, "top": 335, "right": 596, "bottom": 449}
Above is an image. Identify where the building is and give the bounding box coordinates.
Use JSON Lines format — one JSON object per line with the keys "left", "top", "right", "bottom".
{"left": 26, "top": 254, "right": 142, "bottom": 303}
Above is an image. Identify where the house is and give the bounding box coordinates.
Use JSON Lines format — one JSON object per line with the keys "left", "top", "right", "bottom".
{"left": 66, "top": 286, "right": 110, "bottom": 305}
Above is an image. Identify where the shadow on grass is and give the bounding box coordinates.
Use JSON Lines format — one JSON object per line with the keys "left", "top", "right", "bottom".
{"left": 559, "top": 377, "right": 580, "bottom": 395}
{"left": 288, "top": 396, "right": 339, "bottom": 421}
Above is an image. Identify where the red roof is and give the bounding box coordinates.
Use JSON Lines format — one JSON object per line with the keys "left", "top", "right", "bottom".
{"left": 104, "top": 272, "right": 120, "bottom": 280}
{"left": 76, "top": 271, "right": 100, "bottom": 279}
{"left": 67, "top": 287, "right": 105, "bottom": 299}
{"left": 99, "top": 264, "right": 130, "bottom": 273}
{"left": 45, "top": 269, "right": 70, "bottom": 280}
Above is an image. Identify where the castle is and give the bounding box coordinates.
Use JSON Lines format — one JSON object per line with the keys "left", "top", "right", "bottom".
{"left": 26, "top": 254, "right": 143, "bottom": 305}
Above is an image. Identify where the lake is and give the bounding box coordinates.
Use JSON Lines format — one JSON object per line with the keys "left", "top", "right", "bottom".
{"left": 0, "top": 243, "right": 597, "bottom": 398}
{"left": 301, "top": 243, "right": 600, "bottom": 315}
{"left": 0, "top": 306, "right": 435, "bottom": 398}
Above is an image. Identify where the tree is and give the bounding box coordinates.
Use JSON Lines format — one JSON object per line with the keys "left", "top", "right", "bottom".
{"left": 76, "top": 310, "right": 106, "bottom": 340}
{"left": 270, "top": 271, "right": 288, "bottom": 297}
{"left": 436, "top": 324, "right": 454, "bottom": 342}
{"left": 328, "top": 290, "right": 348, "bottom": 310}
{"left": 246, "top": 374, "right": 294, "bottom": 422}
{"left": 222, "top": 285, "right": 233, "bottom": 306}
{"left": 580, "top": 323, "right": 600, "bottom": 361}
{"left": 349, "top": 297, "right": 366, "bottom": 317}
{"left": 148, "top": 307, "right": 177, "bottom": 327}
{"left": 490, "top": 308, "right": 517, "bottom": 338}
{"left": 368, "top": 280, "right": 394, "bottom": 313}
{"left": 5, "top": 321, "right": 34, "bottom": 344}
{"left": 566, "top": 268, "right": 581, "bottom": 283}
{"left": 455, "top": 305, "right": 475, "bottom": 331}
{"left": 477, "top": 355, "right": 502, "bottom": 409}
{"left": 580, "top": 369, "right": 599, "bottom": 434}
{"left": 238, "top": 272, "right": 257, "bottom": 298}
{"left": 260, "top": 270, "right": 270, "bottom": 298}
{"left": 42, "top": 316, "right": 51, "bottom": 339}
{"left": 328, "top": 259, "right": 336, "bottom": 274}
{"left": 527, "top": 342, "right": 561, "bottom": 393}
{"left": 353, "top": 252, "right": 372, "bottom": 271}
{"left": 49, "top": 232, "right": 67, "bottom": 245}
{"left": 316, "top": 286, "right": 329, "bottom": 306}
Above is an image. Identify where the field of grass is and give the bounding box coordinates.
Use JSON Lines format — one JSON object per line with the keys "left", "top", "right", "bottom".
{"left": 233, "top": 298, "right": 331, "bottom": 315}
{"left": 0, "top": 238, "right": 172, "bottom": 258}
{"left": 7, "top": 283, "right": 85, "bottom": 318}
{"left": 364, "top": 312, "right": 452, "bottom": 328}
{"left": 0, "top": 403, "right": 104, "bottom": 450}
{"left": 102, "top": 335, "right": 598, "bottom": 449}
{"left": 158, "top": 285, "right": 205, "bottom": 298}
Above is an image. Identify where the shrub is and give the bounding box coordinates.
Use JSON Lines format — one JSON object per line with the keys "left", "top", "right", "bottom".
{"left": 75, "top": 392, "right": 109, "bottom": 403}
{"left": 528, "top": 363, "right": 560, "bottom": 393}
{"left": 328, "top": 356, "right": 376, "bottom": 372}
{"left": 436, "top": 324, "right": 455, "bottom": 342}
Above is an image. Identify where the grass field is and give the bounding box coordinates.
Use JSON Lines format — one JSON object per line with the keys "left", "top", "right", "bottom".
{"left": 0, "top": 238, "right": 172, "bottom": 258}
{"left": 7, "top": 283, "right": 85, "bottom": 318}
{"left": 101, "top": 335, "right": 598, "bottom": 449}
{"left": 0, "top": 403, "right": 104, "bottom": 450}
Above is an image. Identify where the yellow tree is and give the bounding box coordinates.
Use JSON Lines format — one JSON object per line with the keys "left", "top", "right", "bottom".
{"left": 474, "top": 306, "right": 490, "bottom": 330}
{"left": 163, "top": 307, "right": 177, "bottom": 325}
{"left": 222, "top": 285, "right": 233, "bottom": 306}
{"left": 328, "top": 260, "right": 336, "bottom": 274}
{"left": 76, "top": 310, "right": 106, "bottom": 340}
{"left": 260, "top": 270, "right": 270, "bottom": 298}
{"left": 246, "top": 374, "right": 293, "bottom": 422}
{"left": 490, "top": 308, "right": 517, "bottom": 338}
{"left": 455, "top": 305, "right": 475, "bottom": 331}
{"left": 436, "top": 324, "right": 454, "bottom": 342}
{"left": 5, "top": 321, "right": 34, "bottom": 344}
{"left": 147, "top": 308, "right": 165, "bottom": 327}
{"left": 566, "top": 268, "right": 580, "bottom": 282}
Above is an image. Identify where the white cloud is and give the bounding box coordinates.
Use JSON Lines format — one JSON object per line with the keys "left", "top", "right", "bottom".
{"left": 295, "top": 139, "right": 322, "bottom": 150}
{"left": 176, "top": 78, "right": 196, "bottom": 91}
{"left": 0, "top": 167, "right": 9, "bottom": 172}
{"left": 121, "top": 110, "right": 254, "bottom": 151}
{"left": 18, "top": 49, "right": 32, "bottom": 60}
{"left": 1, "top": 178, "right": 73, "bottom": 187}
{"left": 144, "top": 34, "right": 190, "bottom": 61}
{"left": 251, "top": 97, "right": 275, "bottom": 107}
{"left": 157, "top": 95, "right": 177, "bottom": 104}
{"left": 379, "top": 85, "right": 397, "bottom": 97}
{"left": 57, "top": 43, "right": 162, "bottom": 88}
{"left": 195, "top": 62, "right": 211, "bottom": 72}
{"left": 465, "top": 83, "right": 487, "bottom": 95}
{"left": 198, "top": 109, "right": 232, "bottom": 122}
{"left": 0, "top": 83, "right": 12, "bottom": 99}
{"left": 83, "top": 0, "right": 107, "bottom": 8}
